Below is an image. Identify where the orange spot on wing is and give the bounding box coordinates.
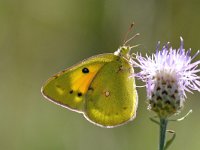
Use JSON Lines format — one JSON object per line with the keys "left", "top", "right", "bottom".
{"left": 71, "top": 63, "right": 104, "bottom": 94}
{"left": 78, "top": 72, "right": 97, "bottom": 93}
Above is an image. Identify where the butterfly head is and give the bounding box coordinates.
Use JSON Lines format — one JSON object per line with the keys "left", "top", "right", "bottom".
{"left": 114, "top": 45, "right": 131, "bottom": 59}
{"left": 114, "top": 43, "right": 140, "bottom": 60}
{"left": 114, "top": 29, "right": 140, "bottom": 59}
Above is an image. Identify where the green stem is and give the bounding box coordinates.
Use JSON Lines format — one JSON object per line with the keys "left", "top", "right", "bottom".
{"left": 159, "top": 118, "right": 168, "bottom": 150}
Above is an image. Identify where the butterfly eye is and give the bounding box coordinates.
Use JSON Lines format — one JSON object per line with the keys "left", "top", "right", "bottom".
{"left": 82, "top": 67, "right": 89, "bottom": 73}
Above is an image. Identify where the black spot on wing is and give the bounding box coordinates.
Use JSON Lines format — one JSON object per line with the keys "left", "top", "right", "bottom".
{"left": 88, "top": 86, "right": 94, "bottom": 91}
{"left": 77, "top": 92, "right": 83, "bottom": 97}
{"left": 82, "top": 68, "right": 89, "bottom": 73}
{"left": 69, "top": 90, "right": 73, "bottom": 94}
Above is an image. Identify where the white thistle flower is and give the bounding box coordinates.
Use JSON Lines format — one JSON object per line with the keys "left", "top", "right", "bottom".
{"left": 135, "top": 37, "right": 200, "bottom": 118}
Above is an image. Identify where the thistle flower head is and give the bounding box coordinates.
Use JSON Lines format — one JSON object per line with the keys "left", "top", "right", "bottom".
{"left": 135, "top": 37, "right": 200, "bottom": 118}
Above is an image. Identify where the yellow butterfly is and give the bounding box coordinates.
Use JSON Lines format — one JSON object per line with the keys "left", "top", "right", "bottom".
{"left": 41, "top": 33, "right": 138, "bottom": 128}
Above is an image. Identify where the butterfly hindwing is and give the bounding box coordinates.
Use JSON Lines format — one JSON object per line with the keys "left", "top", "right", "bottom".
{"left": 84, "top": 56, "right": 138, "bottom": 127}
{"left": 42, "top": 54, "right": 116, "bottom": 112}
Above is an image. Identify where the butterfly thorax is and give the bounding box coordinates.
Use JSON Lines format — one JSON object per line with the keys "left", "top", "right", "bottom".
{"left": 114, "top": 46, "right": 131, "bottom": 60}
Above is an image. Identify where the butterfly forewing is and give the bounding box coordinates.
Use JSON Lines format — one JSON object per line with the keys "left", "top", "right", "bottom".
{"left": 41, "top": 54, "right": 116, "bottom": 112}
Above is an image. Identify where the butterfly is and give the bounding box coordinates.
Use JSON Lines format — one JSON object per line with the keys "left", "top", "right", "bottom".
{"left": 41, "top": 29, "right": 139, "bottom": 128}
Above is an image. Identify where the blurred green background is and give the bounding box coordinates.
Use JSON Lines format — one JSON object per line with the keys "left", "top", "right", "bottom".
{"left": 1, "top": 0, "right": 200, "bottom": 150}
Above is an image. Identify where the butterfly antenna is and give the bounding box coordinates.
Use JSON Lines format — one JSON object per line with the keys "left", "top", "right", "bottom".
{"left": 123, "top": 22, "right": 140, "bottom": 46}
{"left": 124, "top": 33, "right": 140, "bottom": 46}
{"left": 123, "top": 22, "right": 135, "bottom": 45}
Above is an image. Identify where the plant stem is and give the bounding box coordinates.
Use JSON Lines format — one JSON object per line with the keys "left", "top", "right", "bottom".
{"left": 159, "top": 118, "right": 168, "bottom": 150}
